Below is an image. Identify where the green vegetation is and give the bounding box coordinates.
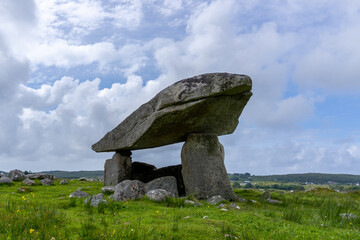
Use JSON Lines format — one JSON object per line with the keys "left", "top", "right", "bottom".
{"left": 1, "top": 180, "right": 360, "bottom": 239}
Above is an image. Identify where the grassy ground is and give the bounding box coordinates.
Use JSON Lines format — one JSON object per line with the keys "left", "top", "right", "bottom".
{"left": 1, "top": 179, "right": 360, "bottom": 239}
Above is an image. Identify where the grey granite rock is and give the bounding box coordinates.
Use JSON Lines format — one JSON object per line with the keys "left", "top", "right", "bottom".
{"left": 69, "top": 189, "right": 90, "bottom": 198}
{"left": 101, "top": 186, "right": 115, "bottom": 193}
{"left": 92, "top": 73, "right": 252, "bottom": 152}
{"left": 23, "top": 178, "right": 36, "bottom": 186}
{"left": 8, "top": 169, "right": 25, "bottom": 181}
{"left": 145, "top": 176, "right": 178, "bottom": 197}
{"left": 113, "top": 180, "right": 145, "bottom": 201}
{"left": 146, "top": 189, "right": 172, "bottom": 202}
{"left": 104, "top": 152, "right": 132, "bottom": 186}
{"left": 207, "top": 195, "right": 225, "bottom": 205}
{"left": 84, "top": 193, "right": 107, "bottom": 207}
{"left": 59, "top": 179, "right": 69, "bottom": 185}
{"left": 0, "top": 177, "right": 12, "bottom": 184}
{"left": 40, "top": 178, "right": 53, "bottom": 185}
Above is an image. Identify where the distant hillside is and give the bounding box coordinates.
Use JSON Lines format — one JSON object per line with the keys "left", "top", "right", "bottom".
{"left": 229, "top": 173, "right": 360, "bottom": 184}
{"left": 41, "top": 170, "right": 103, "bottom": 179}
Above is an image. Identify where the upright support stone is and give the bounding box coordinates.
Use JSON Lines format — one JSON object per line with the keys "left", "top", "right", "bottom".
{"left": 104, "top": 150, "right": 132, "bottom": 186}
{"left": 181, "top": 133, "right": 235, "bottom": 200}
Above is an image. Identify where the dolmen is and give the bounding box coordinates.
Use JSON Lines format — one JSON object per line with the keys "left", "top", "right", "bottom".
{"left": 92, "top": 73, "right": 252, "bottom": 200}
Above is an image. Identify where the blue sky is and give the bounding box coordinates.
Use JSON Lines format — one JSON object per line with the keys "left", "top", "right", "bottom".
{"left": 0, "top": 0, "right": 359, "bottom": 175}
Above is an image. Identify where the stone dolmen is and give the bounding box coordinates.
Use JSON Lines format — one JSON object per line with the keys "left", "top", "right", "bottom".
{"left": 92, "top": 73, "right": 252, "bottom": 200}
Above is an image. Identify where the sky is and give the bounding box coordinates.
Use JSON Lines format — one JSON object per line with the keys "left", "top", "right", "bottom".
{"left": 0, "top": 0, "right": 359, "bottom": 175}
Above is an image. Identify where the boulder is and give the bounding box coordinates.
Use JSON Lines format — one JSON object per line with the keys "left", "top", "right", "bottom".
{"left": 207, "top": 195, "right": 225, "bottom": 205}
{"left": 113, "top": 180, "right": 145, "bottom": 201}
{"left": 69, "top": 189, "right": 90, "bottom": 198}
{"left": 131, "top": 161, "right": 156, "bottom": 177}
{"left": 84, "top": 193, "right": 107, "bottom": 207}
{"left": 59, "top": 179, "right": 69, "bottom": 185}
{"left": 0, "top": 177, "right": 12, "bottom": 184}
{"left": 23, "top": 178, "right": 36, "bottom": 186}
{"left": 146, "top": 189, "right": 173, "bottom": 202}
{"left": 182, "top": 134, "right": 235, "bottom": 200}
{"left": 79, "top": 177, "right": 88, "bottom": 181}
{"left": 0, "top": 172, "right": 4, "bottom": 178}
{"left": 132, "top": 164, "right": 185, "bottom": 196}
{"left": 260, "top": 191, "right": 271, "bottom": 202}
{"left": 8, "top": 169, "right": 26, "bottom": 181}
{"left": 104, "top": 152, "right": 132, "bottom": 186}
{"left": 101, "top": 186, "right": 115, "bottom": 194}
{"left": 92, "top": 73, "right": 252, "bottom": 152}
{"left": 145, "top": 176, "right": 178, "bottom": 197}
{"left": 40, "top": 178, "right": 53, "bottom": 185}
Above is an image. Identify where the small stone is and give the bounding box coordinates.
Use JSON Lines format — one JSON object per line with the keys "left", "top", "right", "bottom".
{"left": 84, "top": 193, "right": 107, "bottom": 207}
{"left": 235, "top": 195, "right": 247, "bottom": 203}
{"left": 217, "top": 203, "right": 227, "bottom": 208}
{"left": 113, "top": 180, "right": 145, "bottom": 201}
{"left": 220, "top": 208, "right": 227, "bottom": 211}
{"left": 69, "top": 189, "right": 90, "bottom": 198}
{"left": 203, "top": 216, "right": 208, "bottom": 219}
{"left": 59, "top": 179, "right": 69, "bottom": 185}
{"left": 23, "top": 178, "right": 36, "bottom": 186}
{"left": 146, "top": 189, "right": 172, "bottom": 202}
{"left": 340, "top": 213, "right": 358, "bottom": 220}
{"left": 79, "top": 177, "right": 88, "bottom": 181}
{"left": 260, "top": 191, "right": 271, "bottom": 202}
{"left": 101, "top": 186, "right": 115, "bottom": 194}
{"left": 206, "top": 195, "right": 225, "bottom": 205}
{"left": 267, "top": 199, "right": 282, "bottom": 204}
{"left": 230, "top": 203, "right": 240, "bottom": 210}
{"left": 224, "top": 234, "right": 238, "bottom": 239}
{"left": 0, "top": 177, "right": 12, "bottom": 184}
{"left": 145, "top": 176, "right": 178, "bottom": 197}
{"left": 183, "top": 216, "right": 191, "bottom": 219}
{"left": 184, "top": 200, "right": 203, "bottom": 207}
{"left": 40, "top": 178, "right": 53, "bottom": 186}
{"left": 18, "top": 187, "right": 26, "bottom": 192}
{"left": 250, "top": 200, "right": 257, "bottom": 203}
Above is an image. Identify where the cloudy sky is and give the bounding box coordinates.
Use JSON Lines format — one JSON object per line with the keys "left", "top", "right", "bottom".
{"left": 0, "top": 0, "right": 359, "bottom": 175}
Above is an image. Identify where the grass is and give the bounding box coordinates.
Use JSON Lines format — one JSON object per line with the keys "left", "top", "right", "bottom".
{"left": 1, "top": 180, "right": 360, "bottom": 239}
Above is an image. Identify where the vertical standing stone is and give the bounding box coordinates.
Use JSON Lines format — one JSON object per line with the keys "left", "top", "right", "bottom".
{"left": 104, "top": 150, "right": 132, "bottom": 186}
{"left": 181, "top": 133, "right": 235, "bottom": 200}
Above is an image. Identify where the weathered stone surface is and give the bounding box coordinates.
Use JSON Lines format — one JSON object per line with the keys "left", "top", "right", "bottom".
{"left": 131, "top": 161, "right": 156, "bottom": 177}
{"left": 0, "top": 172, "right": 4, "bottom": 178}
{"left": 40, "top": 178, "right": 53, "bottom": 185}
{"left": 59, "top": 179, "right": 69, "bottom": 185}
{"left": 26, "top": 173, "right": 55, "bottom": 180}
{"left": 113, "top": 180, "right": 145, "bottom": 201}
{"left": 8, "top": 169, "right": 26, "bottom": 181}
{"left": 133, "top": 164, "right": 185, "bottom": 196}
{"left": 23, "top": 178, "right": 36, "bottom": 186}
{"left": 260, "top": 191, "right": 271, "bottom": 202}
{"left": 84, "top": 193, "right": 107, "bottom": 207}
{"left": 146, "top": 189, "right": 173, "bottom": 202}
{"left": 145, "top": 176, "right": 178, "bottom": 197}
{"left": 104, "top": 152, "right": 132, "bottom": 186}
{"left": 207, "top": 195, "right": 225, "bottom": 205}
{"left": 92, "top": 73, "right": 252, "bottom": 152}
{"left": 182, "top": 134, "right": 235, "bottom": 200}
{"left": 69, "top": 189, "right": 90, "bottom": 198}
{"left": 101, "top": 186, "right": 115, "bottom": 193}
{"left": 0, "top": 177, "right": 12, "bottom": 184}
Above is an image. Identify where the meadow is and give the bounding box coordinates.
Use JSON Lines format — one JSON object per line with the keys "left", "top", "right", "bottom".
{"left": 1, "top": 179, "right": 360, "bottom": 239}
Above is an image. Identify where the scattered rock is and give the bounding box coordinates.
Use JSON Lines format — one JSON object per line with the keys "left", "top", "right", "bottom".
{"left": 101, "top": 186, "right": 115, "bottom": 194}
{"left": 224, "top": 234, "right": 238, "bottom": 239}
{"left": 146, "top": 189, "right": 173, "bottom": 202}
{"left": 79, "top": 177, "right": 88, "bottom": 181}
{"left": 268, "top": 199, "right": 282, "bottom": 204}
{"left": 0, "top": 177, "right": 12, "bottom": 184}
{"left": 230, "top": 203, "right": 241, "bottom": 210}
{"left": 113, "top": 180, "right": 145, "bottom": 201}
{"left": 184, "top": 200, "right": 203, "bottom": 207}
{"left": 235, "top": 195, "right": 247, "bottom": 203}
{"left": 84, "top": 193, "right": 107, "bottom": 207}
{"left": 8, "top": 169, "right": 26, "bottom": 181}
{"left": 145, "top": 176, "right": 178, "bottom": 197}
{"left": 183, "top": 216, "right": 191, "bottom": 219}
{"left": 59, "top": 179, "right": 69, "bottom": 185}
{"left": 217, "top": 203, "right": 227, "bottom": 208}
{"left": 0, "top": 172, "right": 4, "bottom": 178}
{"left": 206, "top": 195, "right": 225, "bottom": 205}
{"left": 23, "top": 178, "right": 36, "bottom": 186}
{"left": 69, "top": 189, "right": 90, "bottom": 198}
{"left": 260, "top": 191, "right": 271, "bottom": 202}
{"left": 340, "top": 213, "right": 358, "bottom": 220}
{"left": 250, "top": 200, "right": 257, "bottom": 203}
{"left": 26, "top": 173, "right": 55, "bottom": 180}
{"left": 40, "top": 178, "right": 53, "bottom": 186}
{"left": 17, "top": 187, "right": 26, "bottom": 192}
{"left": 203, "top": 216, "right": 208, "bottom": 219}
{"left": 220, "top": 208, "right": 227, "bottom": 211}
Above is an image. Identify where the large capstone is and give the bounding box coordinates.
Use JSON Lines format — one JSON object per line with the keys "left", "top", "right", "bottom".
{"left": 181, "top": 133, "right": 235, "bottom": 200}
{"left": 92, "top": 73, "right": 252, "bottom": 152}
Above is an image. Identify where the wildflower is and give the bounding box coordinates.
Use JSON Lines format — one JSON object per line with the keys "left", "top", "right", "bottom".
{"left": 16, "top": 210, "right": 20, "bottom": 213}
{"left": 156, "top": 211, "right": 159, "bottom": 213}
{"left": 30, "top": 229, "right": 35, "bottom": 234}
{"left": 350, "top": 222, "right": 352, "bottom": 225}
{"left": 22, "top": 196, "right": 26, "bottom": 201}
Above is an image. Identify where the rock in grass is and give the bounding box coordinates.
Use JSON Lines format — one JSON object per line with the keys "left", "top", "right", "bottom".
{"left": 84, "top": 193, "right": 107, "bottom": 207}
{"left": 146, "top": 189, "right": 173, "bottom": 202}
{"left": 40, "top": 178, "right": 53, "bottom": 185}
{"left": 113, "top": 180, "right": 145, "bottom": 201}
{"left": 69, "top": 189, "right": 90, "bottom": 198}
{"left": 340, "top": 213, "right": 358, "bottom": 220}
{"left": 23, "top": 178, "right": 36, "bottom": 186}
{"left": 79, "top": 177, "right": 88, "bottom": 181}
{"left": 260, "top": 191, "right": 271, "bottom": 202}
{"left": 267, "top": 199, "right": 282, "bottom": 204}
{"left": 206, "top": 195, "right": 225, "bottom": 205}
{"left": 184, "top": 200, "right": 203, "bottom": 207}
{"left": 230, "top": 203, "right": 240, "bottom": 210}
{"left": 145, "top": 176, "right": 178, "bottom": 197}
{"left": 101, "top": 186, "right": 115, "bottom": 194}
{"left": 0, "top": 177, "right": 12, "bottom": 184}
{"left": 59, "top": 179, "right": 69, "bottom": 185}
{"left": 8, "top": 169, "right": 26, "bottom": 181}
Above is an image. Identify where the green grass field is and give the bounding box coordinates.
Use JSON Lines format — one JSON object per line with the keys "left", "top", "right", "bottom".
{"left": 1, "top": 179, "right": 360, "bottom": 239}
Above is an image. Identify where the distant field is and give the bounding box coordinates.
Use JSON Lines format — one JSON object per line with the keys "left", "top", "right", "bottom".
{"left": 1, "top": 180, "right": 360, "bottom": 239}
